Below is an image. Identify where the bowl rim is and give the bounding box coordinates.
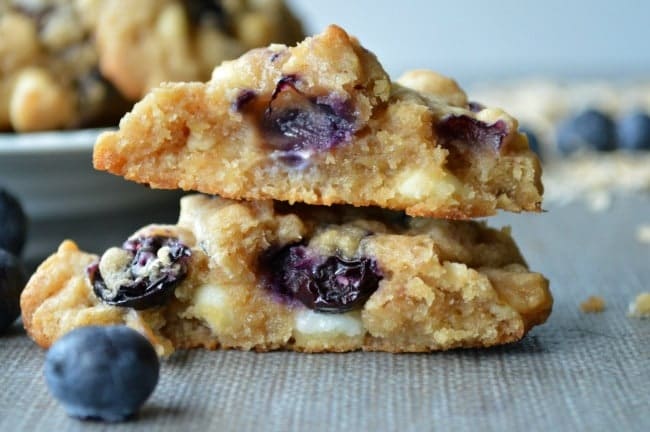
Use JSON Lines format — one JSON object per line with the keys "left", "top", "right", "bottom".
{"left": 0, "top": 128, "right": 112, "bottom": 155}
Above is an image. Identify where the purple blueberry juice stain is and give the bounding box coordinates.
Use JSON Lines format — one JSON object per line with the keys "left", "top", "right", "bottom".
{"left": 88, "top": 236, "right": 191, "bottom": 310}
{"left": 260, "top": 244, "right": 382, "bottom": 313}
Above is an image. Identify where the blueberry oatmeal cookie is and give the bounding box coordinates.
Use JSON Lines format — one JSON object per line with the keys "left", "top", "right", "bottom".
{"left": 93, "top": 25, "right": 543, "bottom": 219}
{"left": 88, "top": 0, "right": 304, "bottom": 100}
{"left": 0, "top": 0, "right": 130, "bottom": 131}
{"left": 21, "top": 194, "right": 552, "bottom": 355}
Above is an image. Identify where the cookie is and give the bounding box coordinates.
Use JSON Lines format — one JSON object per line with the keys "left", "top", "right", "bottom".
{"left": 0, "top": 0, "right": 130, "bottom": 131}
{"left": 21, "top": 194, "right": 552, "bottom": 355}
{"left": 0, "top": 0, "right": 304, "bottom": 132}
{"left": 93, "top": 25, "right": 543, "bottom": 219}
{"left": 87, "top": 0, "right": 304, "bottom": 99}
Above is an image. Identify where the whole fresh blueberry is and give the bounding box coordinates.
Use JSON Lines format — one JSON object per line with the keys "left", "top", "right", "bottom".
{"left": 617, "top": 111, "right": 650, "bottom": 150}
{"left": 556, "top": 109, "right": 617, "bottom": 154}
{"left": 0, "top": 249, "right": 26, "bottom": 333}
{"left": 519, "top": 126, "right": 542, "bottom": 158}
{"left": 44, "top": 326, "right": 160, "bottom": 422}
{"left": 263, "top": 244, "right": 382, "bottom": 313}
{"left": 0, "top": 188, "right": 28, "bottom": 256}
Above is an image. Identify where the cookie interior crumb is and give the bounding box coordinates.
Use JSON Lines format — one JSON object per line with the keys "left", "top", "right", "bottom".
{"left": 628, "top": 292, "right": 650, "bottom": 318}
{"left": 580, "top": 295, "right": 606, "bottom": 313}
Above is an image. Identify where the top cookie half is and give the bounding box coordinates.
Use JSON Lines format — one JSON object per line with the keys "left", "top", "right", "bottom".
{"left": 94, "top": 25, "right": 543, "bottom": 219}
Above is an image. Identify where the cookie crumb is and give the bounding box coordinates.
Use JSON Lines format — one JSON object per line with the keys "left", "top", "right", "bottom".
{"left": 636, "top": 224, "right": 650, "bottom": 244}
{"left": 628, "top": 292, "right": 650, "bottom": 318}
{"left": 580, "top": 296, "right": 606, "bottom": 313}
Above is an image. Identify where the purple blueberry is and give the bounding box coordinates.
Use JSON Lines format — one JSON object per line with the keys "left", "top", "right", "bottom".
{"left": 261, "top": 76, "right": 357, "bottom": 164}
{"left": 0, "top": 188, "right": 28, "bottom": 256}
{"left": 617, "top": 111, "right": 650, "bottom": 150}
{"left": 263, "top": 244, "right": 382, "bottom": 313}
{"left": 0, "top": 249, "right": 26, "bottom": 333}
{"left": 436, "top": 115, "right": 509, "bottom": 159}
{"left": 556, "top": 109, "right": 616, "bottom": 154}
{"left": 89, "top": 236, "right": 191, "bottom": 310}
{"left": 44, "top": 326, "right": 159, "bottom": 422}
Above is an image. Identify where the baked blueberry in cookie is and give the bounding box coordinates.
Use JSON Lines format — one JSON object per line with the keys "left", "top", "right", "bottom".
{"left": 88, "top": 235, "right": 191, "bottom": 310}
{"left": 258, "top": 76, "right": 358, "bottom": 166}
{"left": 262, "top": 243, "right": 382, "bottom": 313}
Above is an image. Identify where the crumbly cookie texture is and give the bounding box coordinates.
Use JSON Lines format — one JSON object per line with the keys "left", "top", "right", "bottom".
{"left": 0, "top": 0, "right": 303, "bottom": 132}
{"left": 0, "top": 0, "right": 130, "bottom": 131}
{"left": 21, "top": 194, "right": 552, "bottom": 355}
{"left": 94, "top": 25, "right": 543, "bottom": 219}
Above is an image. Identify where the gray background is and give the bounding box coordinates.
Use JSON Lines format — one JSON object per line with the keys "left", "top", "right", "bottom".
{"left": 287, "top": 0, "right": 650, "bottom": 82}
{"left": 2, "top": 197, "right": 649, "bottom": 431}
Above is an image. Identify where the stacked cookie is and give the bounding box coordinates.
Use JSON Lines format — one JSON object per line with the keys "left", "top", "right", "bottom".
{"left": 0, "top": 0, "right": 303, "bottom": 131}
{"left": 21, "top": 26, "right": 552, "bottom": 355}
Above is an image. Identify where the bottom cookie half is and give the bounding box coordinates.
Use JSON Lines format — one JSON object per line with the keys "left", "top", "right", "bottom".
{"left": 21, "top": 195, "right": 552, "bottom": 355}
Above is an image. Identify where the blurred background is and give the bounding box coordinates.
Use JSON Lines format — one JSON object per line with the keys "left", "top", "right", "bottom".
{"left": 287, "top": 0, "right": 650, "bottom": 83}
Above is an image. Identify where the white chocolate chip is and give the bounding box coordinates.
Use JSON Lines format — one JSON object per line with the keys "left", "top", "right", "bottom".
{"left": 294, "top": 309, "right": 363, "bottom": 337}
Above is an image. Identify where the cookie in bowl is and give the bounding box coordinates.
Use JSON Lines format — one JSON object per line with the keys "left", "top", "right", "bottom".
{"left": 0, "top": 0, "right": 304, "bottom": 131}
{"left": 0, "top": 0, "right": 130, "bottom": 131}
{"left": 87, "top": 0, "right": 304, "bottom": 99}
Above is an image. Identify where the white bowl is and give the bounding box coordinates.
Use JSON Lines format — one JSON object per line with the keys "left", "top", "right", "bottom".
{"left": 0, "top": 129, "right": 183, "bottom": 267}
